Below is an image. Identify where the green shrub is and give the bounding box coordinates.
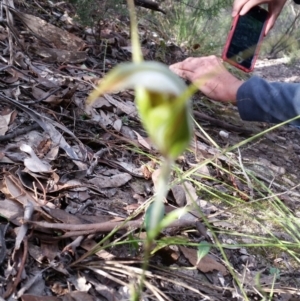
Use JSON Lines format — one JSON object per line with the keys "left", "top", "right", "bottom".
{"left": 261, "top": 0, "right": 300, "bottom": 58}
{"left": 151, "top": 0, "right": 232, "bottom": 55}
{"left": 66, "top": 0, "right": 125, "bottom": 26}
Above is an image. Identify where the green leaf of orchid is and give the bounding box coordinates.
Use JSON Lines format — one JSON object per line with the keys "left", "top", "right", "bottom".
{"left": 197, "top": 241, "right": 211, "bottom": 264}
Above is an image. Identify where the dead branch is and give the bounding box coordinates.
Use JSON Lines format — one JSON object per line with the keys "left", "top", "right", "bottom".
{"left": 134, "top": 0, "right": 166, "bottom": 14}
{"left": 27, "top": 218, "right": 196, "bottom": 235}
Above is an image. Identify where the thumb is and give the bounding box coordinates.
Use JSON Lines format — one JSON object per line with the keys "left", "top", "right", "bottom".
{"left": 232, "top": 0, "right": 249, "bottom": 17}
{"left": 265, "top": 2, "right": 285, "bottom": 35}
{"left": 264, "top": 15, "right": 276, "bottom": 35}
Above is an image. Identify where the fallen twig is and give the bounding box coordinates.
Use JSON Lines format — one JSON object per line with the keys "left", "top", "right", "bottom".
{"left": 4, "top": 238, "right": 28, "bottom": 298}
{"left": 27, "top": 218, "right": 197, "bottom": 235}
{"left": 0, "top": 123, "right": 40, "bottom": 142}
{"left": 0, "top": 223, "right": 9, "bottom": 265}
{"left": 193, "top": 110, "right": 254, "bottom": 134}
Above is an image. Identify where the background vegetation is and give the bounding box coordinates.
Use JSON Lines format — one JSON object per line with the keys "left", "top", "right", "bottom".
{"left": 67, "top": 0, "right": 300, "bottom": 61}
{"left": 60, "top": 0, "right": 300, "bottom": 298}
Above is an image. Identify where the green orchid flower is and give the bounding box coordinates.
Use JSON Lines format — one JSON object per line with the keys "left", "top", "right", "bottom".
{"left": 86, "top": 61, "right": 193, "bottom": 160}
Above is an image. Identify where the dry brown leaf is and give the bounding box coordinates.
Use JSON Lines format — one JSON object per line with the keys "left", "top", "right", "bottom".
{"left": 0, "top": 115, "right": 8, "bottom": 135}
{"left": 17, "top": 169, "right": 48, "bottom": 192}
{"left": 236, "top": 269, "right": 277, "bottom": 287}
{"left": 28, "top": 243, "right": 49, "bottom": 264}
{"left": 47, "top": 179, "right": 83, "bottom": 193}
{"left": 31, "top": 47, "right": 87, "bottom": 64}
{"left": 15, "top": 202, "right": 34, "bottom": 250}
{"left": 2, "top": 174, "right": 42, "bottom": 206}
{"left": 0, "top": 198, "right": 23, "bottom": 223}
{"left": 0, "top": 107, "right": 15, "bottom": 121}
{"left": 84, "top": 96, "right": 111, "bottom": 114}
{"left": 191, "top": 138, "right": 229, "bottom": 162}
{"left": 81, "top": 239, "right": 115, "bottom": 260}
{"left": 151, "top": 168, "right": 161, "bottom": 191}
{"left": 44, "top": 208, "right": 86, "bottom": 224}
{"left": 0, "top": 109, "right": 15, "bottom": 135}
{"left": 44, "top": 145, "right": 59, "bottom": 161}
{"left": 20, "top": 144, "right": 53, "bottom": 173}
{"left": 36, "top": 138, "right": 52, "bottom": 157}
{"left": 68, "top": 275, "right": 91, "bottom": 292}
{"left": 133, "top": 130, "right": 152, "bottom": 150}
{"left": 31, "top": 87, "right": 57, "bottom": 104}
{"left": 104, "top": 94, "right": 137, "bottom": 117}
{"left": 113, "top": 118, "right": 122, "bottom": 131}
{"left": 0, "top": 152, "right": 4, "bottom": 160}
{"left": 88, "top": 173, "right": 132, "bottom": 188}
{"left": 183, "top": 181, "right": 198, "bottom": 205}
{"left": 121, "top": 126, "right": 136, "bottom": 140}
{"left": 171, "top": 185, "right": 186, "bottom": 206}
{"left": 1, "top": 80, "right": 86, "bottom": 167}
{"left": 115, "top": 161, "right": 143, "bottom": 177}
{"left": 40, "top": 241, "right": 60, "bottom": 261}
{"left": 92, "top": 110, "right": 114, "bottom": 126}
{"left": 1, "top": 69, "right": 19, "bottom": 83}
{"left": 75, "top": 213, "right": 113, "bottom": 224}
{"left": 141, "top": 161, "right": 155, "bottom": 179}
{"left": 17, "top": 13, "right": 85, "bottom": 51}
{"left": 21, "top": 295, "right": 60, "bottom": 301}
{"left": 179, "top": 246, "right": 228, "bottom": 275}
{"left": 0, "top": 33, "right": 7, "bottom": 41}
{"left": 62, "top": 292, "right": 95, "bottom": 301}
{"left": 51, "top": 283, "right": 69, "bottom": 296}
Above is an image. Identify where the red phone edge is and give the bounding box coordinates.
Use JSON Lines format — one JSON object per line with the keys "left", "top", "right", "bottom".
{"left": 222, "top": 8, "right": 269, "bottom": 73}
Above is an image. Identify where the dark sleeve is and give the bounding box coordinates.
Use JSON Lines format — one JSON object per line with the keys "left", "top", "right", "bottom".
{"left": 236, "top": 76, "right": 300, "bottom": 125}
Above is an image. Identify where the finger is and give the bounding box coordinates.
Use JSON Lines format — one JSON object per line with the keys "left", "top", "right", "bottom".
{"left": 169, "top": 62, "right": 183, "bottom": 70}
{"left": 169, "top": 66, "right": 194, "bottom": 81}
{"left": 232, "top": 0, "right": 250, "bottom": 17}
{"left": 239, "top": 0, "right": 263, "bottom": 15}
{"left": 170, "top": 57, "right": 198, "bottom": 69}
{"left": 264, "top": 16, "right": 275, "bottom": 35}
{"left": 171, "top": 58, "right": 200, "bottom": 73}
{"left": 265, "top": 2, "right": 286, "bottom": 34}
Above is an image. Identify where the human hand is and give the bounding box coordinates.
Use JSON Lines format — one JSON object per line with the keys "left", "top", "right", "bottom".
{"left": 169, "top": 55, "right": 243, "bottom": 103}
{"left": 232, "top": 0, "right": 288, "bottom": 34}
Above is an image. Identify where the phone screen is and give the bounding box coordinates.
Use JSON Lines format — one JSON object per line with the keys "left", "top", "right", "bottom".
{"left": 225, "top": 7, "right": 268, "bottom": 70}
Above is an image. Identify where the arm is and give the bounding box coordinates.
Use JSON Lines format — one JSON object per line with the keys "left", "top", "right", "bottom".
{"left": 170, "top": 56, "right": 300, "bottom": 125}
{"left": 237, "top": 77, "right": 300, "bottom": 125}
{"left": 169, "top": 56, "right": 243, "bottom": 103}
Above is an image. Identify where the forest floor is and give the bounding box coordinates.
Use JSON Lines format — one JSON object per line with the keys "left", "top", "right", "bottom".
{"left": 1, "top": 1, "right": 300, "bottom": 301}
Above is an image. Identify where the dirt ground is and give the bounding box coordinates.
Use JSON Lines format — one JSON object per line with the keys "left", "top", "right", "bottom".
{"left": 203, "top": 57, "right": 300, "bottom": 208}
{"left": 255, "top": 58, "right": 300, "bottom": 83}
{"left": 1, "top": 2, "right": 300, "bottom": 300}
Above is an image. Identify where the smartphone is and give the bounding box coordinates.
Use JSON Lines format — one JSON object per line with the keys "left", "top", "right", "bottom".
{"left": 222, "top": 6, "right": 269, "bottom": 72}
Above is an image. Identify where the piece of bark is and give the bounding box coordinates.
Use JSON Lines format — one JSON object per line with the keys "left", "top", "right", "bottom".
{"left": 134, "top": 0, "right": 166, "bottom": 14}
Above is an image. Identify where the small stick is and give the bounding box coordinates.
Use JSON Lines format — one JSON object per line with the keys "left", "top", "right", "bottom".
{"left": 193, "top": 111, "right": 254, "bottom": 134}
{"left": 27, "top": 218, "right": 196, "bottom": 235}
{"left": 0, "top": 123, "right": 40, "bottom": 142}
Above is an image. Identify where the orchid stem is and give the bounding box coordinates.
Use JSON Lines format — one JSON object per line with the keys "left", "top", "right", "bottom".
{"left": 127, "top": 0, "right": 143, "bottom": 63}
{"left": 133, "top": 158, "right": 172, "bottom": 300}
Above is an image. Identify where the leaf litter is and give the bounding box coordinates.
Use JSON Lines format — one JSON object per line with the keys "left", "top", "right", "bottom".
{"left": 0, "top": 1, "right": 300, "bottom": 300}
